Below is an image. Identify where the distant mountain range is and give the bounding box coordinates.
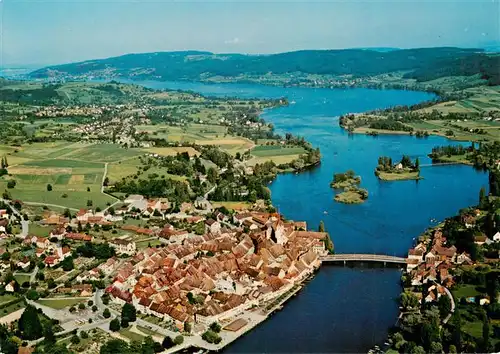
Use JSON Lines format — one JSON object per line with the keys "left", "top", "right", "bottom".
{"left": 29, "top": 47, "right": 500, "bottom": 85}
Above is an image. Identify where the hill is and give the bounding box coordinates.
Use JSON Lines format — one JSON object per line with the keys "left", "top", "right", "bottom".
{"left": 29, "top": 48, "right": 500, "bottom": 86}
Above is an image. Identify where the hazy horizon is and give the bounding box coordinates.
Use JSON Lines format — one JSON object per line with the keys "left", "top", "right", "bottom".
{"left": 1, "top": 0, "right": 499, "bottom": 66}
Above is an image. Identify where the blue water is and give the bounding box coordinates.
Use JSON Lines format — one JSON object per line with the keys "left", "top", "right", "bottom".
{"left": 123, "top": 79, "right": 488, "bottom": 352}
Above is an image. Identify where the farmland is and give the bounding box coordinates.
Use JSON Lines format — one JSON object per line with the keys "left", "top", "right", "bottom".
{"left": 0, "top": 142, "right": 119, "bottom": 209}
{"left": 340, "top": 85, "right": 500, "bottom": 142}
{"left": 247, "top": 145, "right": 307, "bottom": 166}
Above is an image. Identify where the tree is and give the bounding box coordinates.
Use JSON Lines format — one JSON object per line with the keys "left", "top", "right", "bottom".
{"left": 141, "top": 336, "right": 156, "bottom": 354}
{"left": 80, "top": 331, "right": 88, "bottom": 339}
{"left": 46, "top": 184, "right": 52, "bottom": 192}
{"left": 121, "top": 318, "right": 129, "bottom": 328}
{"left": 183, "top": 321, "right": 192, "bottom": 333}
{"left": 482, "top": 317, "right": 490, "bottom": 351}
{"left": 173, "top": 335, "right": 184, "bottom": 345}
{"left": 18, "top": 305, "right": 43, "bottom": 340}
{"left": 209, "top": 322, "right": 221, "bottom": 333}
{"left": 162, "top": 336, "right": 174, "bottom": 349}
{"left": 26, "top": 289, "right": 39, "bottom": 300}
{"left": 202, "top": 330, "right": 221, "bottom": 344}
{"left": 78, "top": 303, "right": 85, "bottom": 310}
{"left": 401, "top": 291, "right": 419, "bottom": 310}
{"left": 415, "top": 157, "right": 420, "bottom": 171}
{"left": 92, "top": 305, "right": 98, "bottom": 312}
{"left": 121, "top": 303, "right": 136, "bottom": 322}
{"left": 479, "top": 186, "right": 487, "bottom": 208}
{"left": 43, "top": 324, "right": 56, "bottom": 345}
{"left": 103, "top": 308, "right": 111, "bottom": 318}
{"left": 448, "top": 344, "right": 457, "bottom": 353}
{"left": 70, "top": 335, "right": 80, "bottom": 345}
{"left": 100, "top": 339, "right": 130, "bottom": 354}
{"left": 109, "top": 318, "right": 120, "bottom": 332}
{"left": 318, "top": 220, "right": 325, "bottom": 232}
{"left": 60, "top": 256, "right": 74, "bottom": 271}
{"left": 207, "top": 167, "right": 218, "bottom": 184}
{"left": 87, "top": 200, "right": 93, "bottom": 207}
{"left": 411, "top": 346, "right": 426, "bottom": 354}
{"left": 430, "top": 341, "right": 443, "bottom": 354}
{"left": 438, "top": 295, "right": 451, "bottom": 319}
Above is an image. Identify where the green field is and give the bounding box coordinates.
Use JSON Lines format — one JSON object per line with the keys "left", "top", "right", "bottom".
{"left": 14, "top": 274, "right": 31, "bottom": 284}
{"left": 0, "top": 143, "right": 129, "bottom": 209}
{"left": 0, "top": 299, "right": 25, "bottom": 318}
{"left": 246, "top": 145, "right": 307, "bottom": 166}
{"left": 37, "top": 298, "right": 85, "bottom": 309}
{"left": 0, "top": 295, "right": 18, "bottom": 306}
{"left": 452, "top": 284, "right": 481, "bottom": 299}
{"left": 107, "top": 157, "right": 187, "bottom": 183}
{"left": 119, "top": 327, "right": 146, "bottom": 342}
{"left": 250, "top": 145, "right": 307, "bottom": 157}
{"left": 377, "top": 171, "right": 422, "bottom": 181}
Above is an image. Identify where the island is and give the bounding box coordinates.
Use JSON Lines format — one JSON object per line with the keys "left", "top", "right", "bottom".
{"left": 375, "top": 155, "right": 422, "bottom": 181}
{"left": 330, "top": 170, "right": 368, "bottom": 204}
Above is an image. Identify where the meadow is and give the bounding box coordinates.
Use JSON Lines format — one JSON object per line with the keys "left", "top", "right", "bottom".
{"left": 247, "top": 144, "right": 306, "bottom": 166}
{"left": 0, "top": 142, "right": 123, "bottom": 209}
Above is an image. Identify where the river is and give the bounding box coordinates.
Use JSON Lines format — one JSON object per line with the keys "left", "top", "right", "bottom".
{"left": 121, "top": 79, "right": 488, "bottom": 352}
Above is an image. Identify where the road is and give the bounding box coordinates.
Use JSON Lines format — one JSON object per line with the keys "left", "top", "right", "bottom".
{"left": 101, "top": 163, "right": 109, "bottom": 194}
{"left": 441, "top": 285, "right": 456, "bottom": 324}
{"left": 204, "top": 185, "right": 216, "bottom": 199}
{"left": 22, "top": 201, "right": 79, "bottom": 212}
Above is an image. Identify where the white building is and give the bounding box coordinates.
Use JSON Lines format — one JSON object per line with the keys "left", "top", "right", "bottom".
{"left": 110, "top": 239, "right": 136, "bottom": 255}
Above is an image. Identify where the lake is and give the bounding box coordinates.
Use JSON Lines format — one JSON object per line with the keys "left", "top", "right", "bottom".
{"left": 122, "top": 79, "right": 488, "bottom": 353}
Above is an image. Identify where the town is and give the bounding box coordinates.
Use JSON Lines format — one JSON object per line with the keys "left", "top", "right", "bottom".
{"left": 0, "top": 183, "right": 333, "bottom": 353}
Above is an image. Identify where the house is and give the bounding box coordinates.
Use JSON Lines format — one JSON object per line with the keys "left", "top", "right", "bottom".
{"left": 44, "top": 256, "right": 59, "bottom": 267}
{"left": 50, "top": 227, "right": 66, "bottom": 240}
{"left": 456, "top": 252, "right": 473, "bottom": 265}
{"left": 5, "top": 281, "right": 16, "bottom": 292}
{"left": 493, "top": 231, "right": 500, "bottom": 242}
{"left": 462, "top": 215, "right": 476, "bottom": 228}
{"left": 36, "top": 237, "right": 50, "bottom": 249}
{"left": 110, "top": 239, "right": 136, "bottom": 255}
{"left": 424, "top": 251, "right": 437, "bottom": 264}
{"left": 408, "top": 248, "right": 424, "bottom": 262}
{"left": 205, "top": 219, "right": 221, "bottom": 235}
{"left": 194, "top": 197, "right": 213, "bottom": 211}
{"left": 474, "top": 235, "right": 487, "bottom": 246}
{"left": 159, "top": 228, "right": 189, "bottom": 244}
{"left": 17, "top": 257, "right": 31, "bottom": 270}
{"left": 0, "top": 210, "right": 9, "bottom": 219}
{"left": 56, "top": 246, "right": 71, "bottom": 260}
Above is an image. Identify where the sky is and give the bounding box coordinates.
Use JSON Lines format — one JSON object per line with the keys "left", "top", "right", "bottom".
{"left": 1, "top": 0, "right": 499, "bottom": 66}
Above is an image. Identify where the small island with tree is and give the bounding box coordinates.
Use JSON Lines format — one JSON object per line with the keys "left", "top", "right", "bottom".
{"left": 330, "top": 170, "right": 368, "bottom": 204}
{"left": 375, "top": 155, "right": 422, "bottom": 181}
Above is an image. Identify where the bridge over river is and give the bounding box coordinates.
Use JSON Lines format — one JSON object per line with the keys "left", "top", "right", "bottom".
{"left": 321, "top": 254, "right": 406, "bottom": 265}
